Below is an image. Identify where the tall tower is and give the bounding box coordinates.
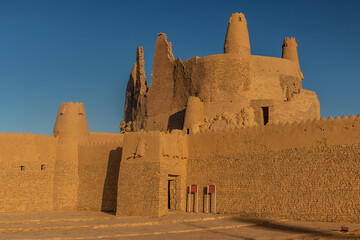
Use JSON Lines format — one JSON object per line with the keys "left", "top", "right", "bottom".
{"left": 53, "top": 102, "right": 89, "bottom": 209}
{"left": 224, "top": 12, "right": 251, "bottom": 55}
{"left": 282, "top": 37, "right": 303, "bottom": 78}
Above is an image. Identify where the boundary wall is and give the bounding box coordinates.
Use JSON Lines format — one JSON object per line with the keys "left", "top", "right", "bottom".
{"left": 0, "top": 132, "right": 57, "bottom": 212}
{"left": 77, "top": 141, "right": 123, "bottom": 212}
{"left": 186, "top": 115, "right": 360, "bottom": 222}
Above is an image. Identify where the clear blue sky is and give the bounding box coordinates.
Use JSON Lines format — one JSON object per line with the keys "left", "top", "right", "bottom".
{"left": 0, "top": 0, "right": 359, "bottom": 134}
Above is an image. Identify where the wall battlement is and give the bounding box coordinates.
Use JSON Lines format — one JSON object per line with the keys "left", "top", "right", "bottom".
{"left": 0, "top": 131, "right": 55, "bottom": 138}
{"left": 188, "top": 113, "right": 360, "bottom": 158}
{"left": 282, "top": 37, "right": 297, "bottom": 48}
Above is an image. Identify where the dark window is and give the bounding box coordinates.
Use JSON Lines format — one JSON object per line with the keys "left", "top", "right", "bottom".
{"left": 262, "top": 107, "right": 269, "bottom": 125}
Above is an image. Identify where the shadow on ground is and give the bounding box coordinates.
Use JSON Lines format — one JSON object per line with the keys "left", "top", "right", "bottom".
{"left": 183, "top": 216, "right": 360, "bottom": 240}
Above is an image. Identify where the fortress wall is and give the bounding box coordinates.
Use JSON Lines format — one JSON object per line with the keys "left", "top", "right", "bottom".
{"left": 273, "top": 89, "right": 320, "bottom": 123}
{"left": 249, "top": 56, "right": 296, "bottom": 101}
{"left": 186, "top": 116, "right": 360, "bottom": 222}
{"left": 189, "top": 115, "right": 360, "bottom": 158}
{"left": 158, "top": 132, "right": 188, "bottom": 215}
{"left": 117, "top": 131, "right": 188, "bottom": 217}
{"left": 77, "top": 141, "right": 123, "bottom": 212}
{"left": 145, "top": 34, "right": 175, "bottom": 131}
{"left": 88, "top": 132, "right": 124, "bottom": 144}
{"left": 186, "top": 54, "right": 250, "bottom": 100}
{"left": 0, "top": 133, "right": 57, "bottom": 212}
{"left": 187, "top": 144, "right": 360, "bottom": 222}
{"left": 117, "top": 132, "right": 162, "bottom": 217}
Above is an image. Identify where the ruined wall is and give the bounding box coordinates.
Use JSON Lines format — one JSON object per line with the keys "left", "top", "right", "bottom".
{"left": 186, "top": 115, "right": 360, "bottom": 222}
{"left": 145, "top": 34, "right": 176, "bottom": 131}
{"left": 273, "top": 89, "right": 320, "bottom": 123}
{"left": 78, "top": 141, "right": 123, "bottom": 212}
{"left": 249, "top": 55, "right": 302, "bottom": 101}
{"left": 0, "top": 133, "right": 57, "bottom": 212}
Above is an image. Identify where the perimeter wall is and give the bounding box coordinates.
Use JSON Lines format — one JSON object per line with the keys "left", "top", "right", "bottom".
{"left": 77, "top": 141, "right": 123, "bottom": 212}
{"left": 0, "top": 133, "right": 57, "bottom": 212}
{"left": 186, "top": 115, "right": 360, "bottom": 222}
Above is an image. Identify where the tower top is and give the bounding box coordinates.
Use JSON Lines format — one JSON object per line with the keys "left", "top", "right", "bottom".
{"left": 283, "top": 37, "right": 298, "bottom": 48}
{"left": 282, "top": 37, "right": 303, "bottom": 78}
{"left": 224, "top": 12, "right": 251, "bottom": 55}
{"left": 53, "top": 102, "right": 89, "bottom": 143}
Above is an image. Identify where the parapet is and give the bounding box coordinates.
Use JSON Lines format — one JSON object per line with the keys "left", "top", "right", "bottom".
{"left": 282, "top": 37, "right": 298, "bottom": 48}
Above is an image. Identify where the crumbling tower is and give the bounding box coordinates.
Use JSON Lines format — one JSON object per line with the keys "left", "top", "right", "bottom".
{"left": 282, "top": 37, "right": 303, "bottom": 78}
{"left": 53, "top": 102, "right": 89, "bottom": 209}
{"left": 122, "top": 46, "right": 148, "bottom": 132}
{"left": 224, "top": 12, "right": 251, "bottom": 55}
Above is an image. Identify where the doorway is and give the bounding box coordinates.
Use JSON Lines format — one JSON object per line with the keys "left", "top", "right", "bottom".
{"left": 262, "top": 107, "right": 269, "bottom": 125}
{"left": 168, "top": 175, "right": 178, "bottom": 210}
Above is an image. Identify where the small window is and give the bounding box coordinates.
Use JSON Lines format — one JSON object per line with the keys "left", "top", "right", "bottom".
{"left": 41, "top": 164, "right": 45, "bottom": 171}
{"left": 20, "top": 166, "right": 25, "bottom": 171}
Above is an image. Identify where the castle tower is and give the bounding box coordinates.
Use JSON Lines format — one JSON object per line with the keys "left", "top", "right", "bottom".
{"left": 183, "top": 96, "right": 204, "bottom": 133}
{"left": 224, "top": 12, "right": 251, "bottom": 55}
{"left": 53, "top": 102, "right": 89, "bottom": 209}
{"left": 282, "top": 37, "right": 303, "bottom": 78}
{"left": 53, "top": 102, "right": 89, "bottom": 142}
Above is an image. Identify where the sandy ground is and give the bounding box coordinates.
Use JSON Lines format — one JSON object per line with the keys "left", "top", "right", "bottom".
{"left": 0, "top": 211, "right": 360, "bottom": 240}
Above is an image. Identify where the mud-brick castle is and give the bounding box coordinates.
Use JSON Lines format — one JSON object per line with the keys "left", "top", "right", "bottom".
{"left": 1, "top": 12, "right": 360, "bottom": 223}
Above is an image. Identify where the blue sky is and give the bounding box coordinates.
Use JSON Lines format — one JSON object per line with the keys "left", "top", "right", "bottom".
{"left": 0, "top": 0, "right": 359, "bottom": 134}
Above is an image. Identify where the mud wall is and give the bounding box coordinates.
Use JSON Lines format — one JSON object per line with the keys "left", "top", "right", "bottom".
{"left": 117, "top": 131, "right": 188, "bottom": 217}
{"left": 186, "top": 116, "right": 360, "bottom": 222}
{"left": 77, "top": 141, "right": 123, "bottom": 212}
{"left": 0, "top": 133, "right": 57, "bottom": 212}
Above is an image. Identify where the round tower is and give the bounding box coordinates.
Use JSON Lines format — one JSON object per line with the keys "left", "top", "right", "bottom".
{"left": 224, "top": 12, "right": 251, "bottom": 55}
{"left": 282, "top": 37, "right": 303, "bottom": 78}
{"left": 183, "top": 96, "right": 204, "bottom": 133}
{"left": 53, "top": 102, "right": 89, "bottom": 143}
{"left": 53, "top": 102, "right": 89, "bottom": 210}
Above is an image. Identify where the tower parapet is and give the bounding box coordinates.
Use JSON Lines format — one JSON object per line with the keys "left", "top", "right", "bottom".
{"left": 224, "top": 12, "right": 251, "bottom": 55}
{"left": 282, "top": 37, "right": 303, "bottom": 78}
